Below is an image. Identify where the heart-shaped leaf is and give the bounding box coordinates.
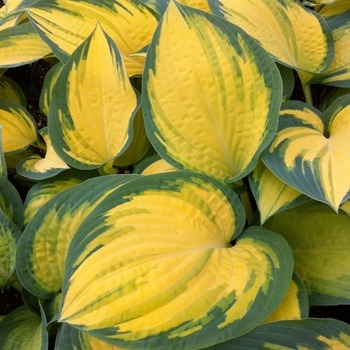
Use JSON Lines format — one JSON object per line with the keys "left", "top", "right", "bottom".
{"left": 60, "top": 172, "right": 293, "bottom": 348}
{"left": 262, "top": 97, "right": 350, "bottom": 211}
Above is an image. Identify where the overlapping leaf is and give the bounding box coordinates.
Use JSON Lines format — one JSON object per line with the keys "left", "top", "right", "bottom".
{"left": 25, "top": 0, "right": 159, "bottom": 76}
{"left": 16, "top": 175, "right": 139, "bottom": 299}
{"left": 143, "top": 1, "right": 282, "bottom": 183}
{"left": 206, "top": 318, "right": 350, "bottom": 349}
{"left": 264, "top": 200, "right": 350, "bottom": 306}
{"left": 318, "top": 3, "right": 350, "bottom": 86}
{"left": 59, "top": 172, "right": 293, "bottom": 348}
{"left": 0, "top": 22, "right": 51, "bottom": 68}
{"left": 0, "top": 98, "right": 37, "bottom": 154}
{"left": 49, "top": 24, "right": 140, "bottom": 170}
{"left": 0, "top": 75, "right": 26, "bottom": 106}
{"left": 209, "top": 0, "right": 334, "bottom": 74}
{"left": 17, "top": 127, "right": 69, "bottom": 180}
{"left": 262, "top": 97, "right": 350, "bottom": 211}
{"left": 249, "top": 159, "right": 310, "bottom": 223}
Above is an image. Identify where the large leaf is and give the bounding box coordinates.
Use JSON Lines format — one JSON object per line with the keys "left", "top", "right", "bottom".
{"left": 262, "top": 97, "right": 350, "bottom": 211}
{"left": 26, "top": 0, "right": 159, "bottom": 76}
{"left": 209, "top": 0, "right": 334, "bottom": 74}
{"left": 49, "top": 23, "right": 140, "bottom": 170}
{"left": 142, "top": 1, "right": 282, "bottom": 183}
{"left": 206, "top": 318, "right": 350, "bottom": 349}
{"left": 0, "top": 98, "right": 37, "bottom": 154}
{"left": 264, "top": 200, "right": 350, "bottom": 306}
{"left": 60, "top": 172, "right": 293, "bottom": 348}
{"left": 0, "top": 21, "right": 51, "bottom": 68}
{"left": 16, "top": 175, "right": 140, "bottom": 299}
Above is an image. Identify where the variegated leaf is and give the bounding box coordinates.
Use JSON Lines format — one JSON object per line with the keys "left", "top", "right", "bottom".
{"left": 318, "top": 88, "right": 350, "bottom": 112}
{"left": 177, "top": 0, "right": 211, "bottom": 12}
{"left": 340, "top": 199, "right": 350, "bottom": 216}
{"left": 39, "top": 61, "right": 63, "bottom": 116}
{"left": 0, "top": 125, "right": 7, "bottom": 177}
{"left": 0, "top": 22, "right": 51, "bottom": 68}
{"left": 0, "top": 306, "right": 47, "bottom": 349}
{"left": 0, "top": 75, "right": 26, "bottom": 106}
{"left": 142, "top": 1, "right": 282, "bottom": 183}
{"left": 263, "top": 273, "right": 308, "bottom": 324}
{"left": 0, "top": 208, "right": 20, "bottom": 288}
{"left": 264, "top": 200, "right": 350, "bottom": 306}
{"left": 113, "top": 107, "right": 153, "bottom": 167}
{"left": 23, "top": 169, "right": 97, "bottom": 226}
{"left": 206, "top": 318, "right": 350, "bottom": 349}
{"left": 249, "top": 159, "right": 310, "bottom": 224}
{"left": 0, "top": 174, "right": 23, "bottom": 228}
{"left": 16, "top": 175, "right": 140, "bottom": 299}
{"left": 16, "top": 127, "right": 69, "bottom": 180}
{"left": 318, "top": 4, "right": 350, "bottom": 86}
{"left": 262, "top": 97, "right": 350, "bottom": 211}
{"left": 60, "top": 172, "right": 293, "bottom": 348}
{"left": 133, "top": 154, "right": 177, "bottom": 174}
{"left": 26, "top": 0, "right": 159, "bottom": 76}
{"left": 209, "top": 0, "right": 334, "bottom": 74}
{"left": 0, "top": 98, "right": 37, "bottom": 154}
{"left": 56, "top": 323, "right": 125, "bottom": 350}
{"left": 49, "top": 23, "right": 140, "bottom": 170}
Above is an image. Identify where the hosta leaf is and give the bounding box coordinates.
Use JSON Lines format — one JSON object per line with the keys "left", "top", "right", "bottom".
{"left": 133, "top": 154, "right": 177, "bottom": 174}
{"left": 0, "top": 98, "right": 37, "bottom": 154}
{"left": 249, "top": 159, "right": 310, "bottom": 224}
{"left": 0, "top": 208, "right": 20, "bottom": 288}
{"left": 318, "top": 88, "right": 350, "bottom": 112}
{"left": 0, "top": 125, "right": 7, "bottom": 177}
{"left": 17, "top": 127, "right": 69, "bottom": 180}
{"left": 4, "top": 147, "right": 33, "bottom": 171}
{"left": 318, "top": 5, "right": 350, "bottom": 86}
{"left": 206, "top": 318, "right": 350, "bottom": 349}
{"left": 209, "top": 0, "right": 334, "bottom": 73}
{"left": 60, "top": 172, "right": 293, "bottom": 348}
{"left": 261, "top": 98, "right": 350, "bottom": 211}
{"left": 276, "top": 63, "right": 295, "bottom": 102}
{"left": 16, "top": 175, "right": 139, "bottom": 299}
{"left": 144, "top": 0, "right": 170, "bottom": 16}
{"left": 0, "top": 174, "right": 23, "bottom": 228}
{"left": 39, "top": 61, "right": 63, "bottom": 116}
{"left": 264, "top": 200, "right": 350, "bottom": 306}
{"left": 143, "top": 1, "right": 282, "bottom": 183}
{"left": 0, "top": 306, "right": 48, "bottom": 349}
{"left": 0, "top": 21, "right": 51, "bottom": 68}
{"left": 340, "top": 199, "right": 350, "bottom": 216}
{"left": 177, "top": 0, "right": 211, "bottom": 12}
{"left": 56, "top": 323, "right": 124, "bottom": 350}
{"left": 263, "top": 273, "right": 308, "bottom": 324}
{"left": 26, "top": 0, "right": 159, "bottom": 76}
{"left": 0, "top": 75, "right": 26, "bottom": 107}
{"left": 49, "top": 23, "right": 140, "bottom": 170}
{"left": 113, "top": 108, "right": 153, "bottom": 167}
{"left": 23, "top": 169, "right": 98, "bottom": 226}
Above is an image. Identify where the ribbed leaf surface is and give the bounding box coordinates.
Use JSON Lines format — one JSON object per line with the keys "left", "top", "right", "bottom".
{"left": 209, "top": 0, "right": 334, "bottom": 73}
{"left": 143, "top": 1, "right": 282, "bottom": 183}
{"left": 60, "top": 172, "right": 293, "bottom": 348}
{"left": 49, "top": 24, "right": 140, "bottom": 170}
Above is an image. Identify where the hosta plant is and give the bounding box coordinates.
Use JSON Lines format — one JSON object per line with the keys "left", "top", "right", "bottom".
{"left": 1, "top": 0, "right": 350, "bottom": 348}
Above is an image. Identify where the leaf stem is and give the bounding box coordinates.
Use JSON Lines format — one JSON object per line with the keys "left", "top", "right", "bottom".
{"left": 303, "top": 83, "right": 313, "bottom": 106}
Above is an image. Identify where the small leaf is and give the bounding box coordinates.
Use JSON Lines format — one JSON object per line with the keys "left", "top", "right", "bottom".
{"left": 0, "top": 22, "right": 51, "bottom": 68}
{"left": 49, "top": 23, "right": 140, "bottom": 170}
{"left": 0, "top": 98, "right": 37, "bottom": 154}
{"left": 0, "top": 75, "right": 26, "bottom": 107}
